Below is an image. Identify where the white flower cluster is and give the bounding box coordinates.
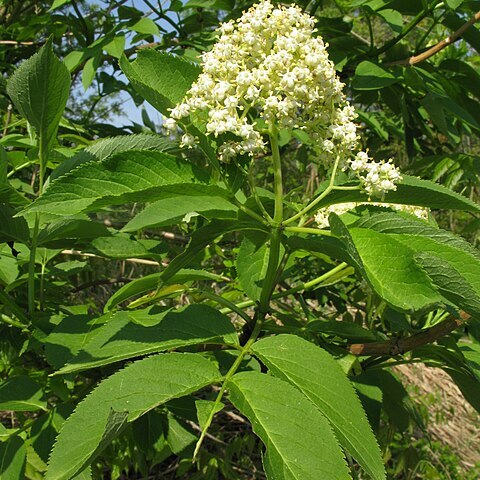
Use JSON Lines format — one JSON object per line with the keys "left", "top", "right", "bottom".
{"left": 314, "top": 201, "right": 429, "bottom": 228}
{"left": 348, "top": 151, "right": 402, "bottom": 196}
{"left": 166, "top": 0, "right": 355, "bottom": 162}
{"left": 165, "top": 0, "right": 402, "bottom": 197}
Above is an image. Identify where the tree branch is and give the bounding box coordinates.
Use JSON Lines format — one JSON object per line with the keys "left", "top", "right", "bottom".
{"left": 348, "top": 311, "right": 470, "bottom": 356}
{"left": 387, "top": 11, "right": 480, "bottom": 66}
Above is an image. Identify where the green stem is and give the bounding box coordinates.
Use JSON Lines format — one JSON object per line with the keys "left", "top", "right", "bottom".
{"left": 285, "top": 226, "right": 332, "bottom": 236}
{"left": 283, "top": 155, "right": 340, "bottom": 226}
{"left": 258, "top": 228, "right": 282, "bottom": 313}
{"left": 28, "top": 140, "right": 46, "bottom": 319}
{"left": 28, "top": 215, "right": 40, "bottom": 318}
{"left": 248, "top": 161, "right": 273, "bottom": 223}
{"left": 194, "top": 124, "right": 285, "bottom": 461}
{"left": 220, "top": 261, "right": 350, "bottom": 316}
{"left": 232, "top": 198, "right": 270, "bottom": 226}
{"left": 0, "top": 314, "right": 29, "bottom": 331}
{"left": 192, "top": 289, "right": 251, "bottom": 324}
{"left": 269, "top": 124, "right": 283, "bottom": 226}
{"left": 192, "top": 318, "right": 263, "bottom": 461}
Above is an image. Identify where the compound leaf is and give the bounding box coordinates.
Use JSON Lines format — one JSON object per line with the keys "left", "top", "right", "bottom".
{"left": 23, "top": 151, "right": 209, "bottom": 216}
{"left": 252, "top": 334, "right": 385, "bottom": 480}
{"left": 46, "top": 353, "right": 221, "bottom": 480}
{"left": 55, "top": 304, "right": 238, "bottom": 375}
{"left": 227, "top": 371, "right": 351, "bottom": 480}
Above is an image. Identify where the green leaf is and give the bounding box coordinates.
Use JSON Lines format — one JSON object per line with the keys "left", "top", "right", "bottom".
{"left": 49, "top": 0, "right": 71, "bottom": 10}
{"left": 63, "top": 51, "right": 84, "bottom": 72}
{"left": 46, "top": 353, "right": 221, "bottom": 480}
{"left": 318, "top": 175, "right": 480, "bottom": 213}
{"left": 120, "top": 50, "right": 200, "bottom": 116}
{"left": 43, "top": 314, "right": 108, "bottom": 369}
{"left": 130, "top": 18, "right": 160, "bottom": 36}
{"left": 159, "top": 219, "right": 268, "bottom": 285}
{"left": 7, "top": 37, "right": 71, "bottom": 153}
{"left": 50, "top": 133, "right": 179, "bottom": 181}
{"left": 331, "top": 214, "right": 443, "bottom": 313}
{"left": 227, "top": 371, "right": 351, "bottom": 480}
{"left": 286, "top": 235, "right": 351, "bottom": 263}
{"left": 81, "top": 56, "right": 100, "bottom": 91}
{"left": 195, "top": 399, "right": 224, "bottom": 430}
{"left": 166, "top": 414, "right": 196, "bottom": 455}
{"left": 353, "top": 370, "right": 420, "bottom": 432}
{"left": 90, "top": 236, "right": 150, "bottom": 259}
{"left": 0, "top": 436, "right": 26, "bottom": 479}
{"left": 55, "top": 304, "right": 238, "bottom": 375}
{"left": 354, "top": 212, "right": 480, "bottom": 312}
{"left": 0, "top": 205, "right": 30, "bottom": 244}
{"left": 377, "top": 9, "right": 403, "bottom": 34}
{"left": 306, "top": 320, "right": 378, "bottom": 342}
{"left": 23, "top": 151, "right": 210, "bottom": 217}
{"left": 123, "top": 188, "right": 237, "bottom": 232}
{"left": 333, "top": 212, "right": 480, "bottom": 313}
{"left": 445, "top": 0, "right": 463, "bottom": 7}
{"left": 120, "top": 51, "right": 219, "bottom": 169}
{"left": 236, "top": 233, "right": 271, "bottom": 302}
{"left": 103, "top": 35, "right": 125, "bottom": 59}
{"left": 0, "top": 376, "right": 46, "bottom": 412}
{"left": 132, "top": 410, "right": 167, "bottom": 459}
{"left": 352, "top": 61, "right": 399, "bottom": 90}
{"left": 413, "top": 344, "right": 480, "bottom": 413}
{"left": 351, "top": 377, "right": 383, "bottom": 431}
{"left": 105, "top": 269, "right": 226, "bottom": 311}
{"left": 415, "top": 252, "right": 480, "bottom": 317}
{"left": 252, "top": 335, "right": 385, "bottom": 480}
{"left": 37, "top": 217, "right": 111, "bottom": 247}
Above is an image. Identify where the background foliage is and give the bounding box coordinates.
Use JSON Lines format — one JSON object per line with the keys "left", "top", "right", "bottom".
{"left": 1, "top": 0, "right": 480, "bottom": 479}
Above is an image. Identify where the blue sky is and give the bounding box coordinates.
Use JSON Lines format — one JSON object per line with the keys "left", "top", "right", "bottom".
{"left": 79, "top": 0, "right": 178, "bottom": 129}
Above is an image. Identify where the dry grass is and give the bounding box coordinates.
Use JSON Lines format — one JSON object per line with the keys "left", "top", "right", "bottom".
{"left": 396, "top": 363, "right": 480, "bottom": 471}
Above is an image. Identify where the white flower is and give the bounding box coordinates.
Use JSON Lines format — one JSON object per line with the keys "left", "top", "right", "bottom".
{"left": 315, "top": 202, "right": 429, "bottom": 228}
{"left": 180, "top": 133, "right": 196, "bottom": 148}
{"left": 163, "top": 117, "right": 177, "bottom": 132}
{"left": 164, "top": 0, "right": 403, "bottom": 198}
{"left": 166, "top": 0, "right": 361, "bottom": 162}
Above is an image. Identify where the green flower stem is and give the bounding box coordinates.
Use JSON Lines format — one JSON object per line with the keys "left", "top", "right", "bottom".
{"left": 194, "top": 125, "right": 285, "bottom": 461}
{"left": 283, "top": 155, "right": 341, "bottom": 226}
{"left": 258, "top": 227, "right": 282, "bottom": 313}
{"left": 248, "top": 161, "right": 273, "bottom": 222}
{"left": 219, "top": 261, "right": 350, "bottom": 315}
{"left": 269, "top": 124, "right": 283, "bottom": 226}
{"left": 232, "top": 198, "right": 270, "bottom": 226}
{"left": 285, "top": 226, "right": 333, "bottom": 236}
{"left": 192, "top": 317, "right": 263, "bottom": 461}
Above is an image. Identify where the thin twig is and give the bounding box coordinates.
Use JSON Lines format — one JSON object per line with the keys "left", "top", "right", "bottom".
{"left": 348, "top": 311, "right": 470, "bottom": 356}
{"left": 387, "top": 11, "right": 480, "bottom": 66}
{"left": 0, "top": 40, "right": 35, "bottom": 45}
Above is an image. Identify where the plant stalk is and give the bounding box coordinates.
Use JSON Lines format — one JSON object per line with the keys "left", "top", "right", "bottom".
{"left": 192, "top": 318, "right": 263, "bottom": 461}
{"left": 27, "top": 140, "right": 46, "bottom": 319}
